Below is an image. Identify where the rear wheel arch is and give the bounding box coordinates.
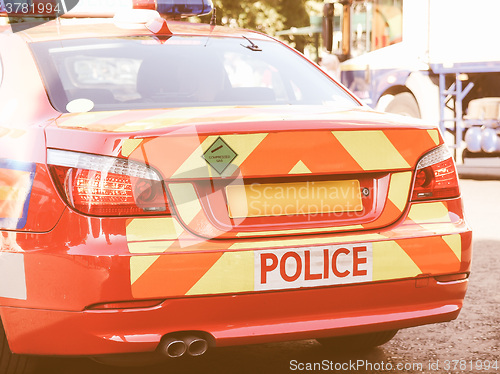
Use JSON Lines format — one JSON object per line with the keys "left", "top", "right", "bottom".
{"left": 377, "top": 88, "right": 421, "bottom": 119}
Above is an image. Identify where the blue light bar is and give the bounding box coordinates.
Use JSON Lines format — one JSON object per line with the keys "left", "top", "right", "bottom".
{"left": 153, "top": 0, "right": 213, "bottom": 17}
{"left": 1, "top": 0, "right": 213, "bottom": 18}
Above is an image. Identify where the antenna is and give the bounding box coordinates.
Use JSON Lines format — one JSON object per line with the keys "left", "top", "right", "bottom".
{"left": 210, "top": 6, "right": 216, "bottom": 26}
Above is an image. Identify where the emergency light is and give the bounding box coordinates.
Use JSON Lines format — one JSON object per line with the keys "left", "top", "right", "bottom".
{"left": 133, "top": 0, "right": 213, "bottom": 17}
{"left": 0, "top": 0, "right": 213, "bottom": 18}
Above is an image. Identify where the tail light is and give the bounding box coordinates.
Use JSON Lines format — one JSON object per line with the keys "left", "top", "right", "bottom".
{"left": 411, "top": 145, "right": 460, "bottom": 201}
{"left": 47, "top": 149, "right": 170, "bottom": 216}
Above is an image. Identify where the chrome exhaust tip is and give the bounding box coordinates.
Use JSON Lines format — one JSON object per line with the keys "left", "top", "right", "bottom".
{"left": 158, "top": 337, "right": 187, "bottom": 358}
{"left": 184, "top": 335, "right": 209, "bottom": 357}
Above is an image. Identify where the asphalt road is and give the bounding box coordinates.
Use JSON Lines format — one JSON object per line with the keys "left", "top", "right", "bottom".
{"left": 36, "top": 178, "right": 500, "bottom": 374}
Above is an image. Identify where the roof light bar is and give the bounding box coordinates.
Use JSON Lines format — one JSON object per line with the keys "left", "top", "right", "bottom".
{"left": 1, "top": 0, "right": 213, "bottom": 18}
{"left": 133, "top": 0, "right": 213, "bottom": 17}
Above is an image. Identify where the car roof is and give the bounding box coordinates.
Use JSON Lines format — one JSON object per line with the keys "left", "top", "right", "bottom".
{"left": 1, "top": 18, "right": 271, "bottom": 43}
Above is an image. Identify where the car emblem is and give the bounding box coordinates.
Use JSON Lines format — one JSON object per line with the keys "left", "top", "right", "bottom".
{"left": 202, "top": 137, "right": 238, "bottom": 174}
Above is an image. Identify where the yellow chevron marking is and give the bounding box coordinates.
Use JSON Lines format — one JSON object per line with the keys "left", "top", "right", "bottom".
{"left": 116, "top": 122, "right": 155, "bottom": 132}
{"left": 388, "top": 172, "right": 412, "bottom": 212}
{"left": 408, "top": 202, "right": 451, "bottom": 224}
{"left": 332, "top": 131, "right": 410, "bottom": 170}
{"left": 169, "top": 183, "right": 202, "bottom": 225}
{"left": 128, "top": 241, "right": 175, "bottom": 254}
{"left": 442, "top": 234, "right": 462, "bottom": 261}
{"left": 130, "top": 255, "right": 160, "bottom": 284}
{"left": 121, "top": 139, "right": 143, "bottom": 157}
{"left": 126, "top": 217, "right": 184, "bottom": 242}
{"left": 186, "top": 251, "right": 254, "bottom": 295}
{"left": 421, "top": 223, "right": 461, "bottom": 235}
{"left": 171, "top": 138, "right": 213, "bottom": 179}
{"left": 372, "top": 241, "right": 421, "bottom": 281}
{"left": 229, "top": 233, "right": 385, "bottom": 250}
{"left": 114, "top": 108, "right": 231, "bottom": 132}
{"left": 224, "top": 133, "right": 268, "bottom": 167}
{"left": 57, "top": 111, "right": 127, "bottom": 129}
{"left": 0, "top": 186, "right": 29, "bottom": 201}
{"left": 236, "top": 225, "right": 364, "bottom": 238}
{"left": 172, "top": 133, "right": 267, "bottom": 178}
{"left": 147, "top": 107, "right": 231, "bottom": 123}
{"left": 288, "top": 160, "right": 312, "bottom": 174}
{"left": 8, "top": 129, "right": 26, "bottom": 138}
{"left": 427, "top": 129, "right": 440, "bottom": 145}
{"left": 0, "top": 186, "right": 10, "bottom": 200}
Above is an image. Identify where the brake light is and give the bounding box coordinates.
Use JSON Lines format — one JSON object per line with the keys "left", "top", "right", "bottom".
{"left": 411, "top": 145, "right": 460, "bottom": 201}
{"left": 47, "top": 149, "right": 170, "bottom": 216}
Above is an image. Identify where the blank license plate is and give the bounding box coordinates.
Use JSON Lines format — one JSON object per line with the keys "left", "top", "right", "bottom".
{"left": 226, "top": 180, "right": 363, "bottom": 218}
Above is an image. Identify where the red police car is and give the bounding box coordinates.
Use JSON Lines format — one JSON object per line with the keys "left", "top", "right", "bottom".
{"left": 0, "top": 0, "right": 471, "bottom": 372}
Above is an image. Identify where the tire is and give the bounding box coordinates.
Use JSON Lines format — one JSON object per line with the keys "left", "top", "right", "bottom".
{"left": 384, "top": 92, "right": 421, "bottom": 118}
{"left": 0, "top": 321, "right": 35, "bottom": 374}
{"left": 317, "top": 330, "right": 398, "bottom": 352}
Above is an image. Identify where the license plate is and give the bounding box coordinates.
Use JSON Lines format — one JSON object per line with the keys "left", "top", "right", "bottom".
{"left": 255, "top": 243, "right": 373, "bottom": 291}
{"left": 226, "top": 180, "right": 363, "bottom": 218}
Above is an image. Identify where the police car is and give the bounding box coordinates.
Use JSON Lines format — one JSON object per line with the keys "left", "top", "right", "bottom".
{"left": 0, "top": 0, "right": 471, "bottom": 372}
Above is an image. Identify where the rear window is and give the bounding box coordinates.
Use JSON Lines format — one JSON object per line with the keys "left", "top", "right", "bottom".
{"left": 30, "top": 35, "right": 359, "bottom": 112}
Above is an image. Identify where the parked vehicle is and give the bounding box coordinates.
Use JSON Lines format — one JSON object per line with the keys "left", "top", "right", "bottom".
{"left": 0, "top": 0, "right": 471, "bottom": 372}
{"left": 322, "top": 0, "right": 500, "bottom": 160}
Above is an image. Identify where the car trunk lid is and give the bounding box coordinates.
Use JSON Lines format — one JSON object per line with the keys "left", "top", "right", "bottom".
{"left": 47, "top": 106, "right": 442, "bottom": 239}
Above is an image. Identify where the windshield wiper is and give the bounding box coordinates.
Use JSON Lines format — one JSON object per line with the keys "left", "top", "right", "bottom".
{"left": 241, "top": 35, "right": 262, "bottom": 52}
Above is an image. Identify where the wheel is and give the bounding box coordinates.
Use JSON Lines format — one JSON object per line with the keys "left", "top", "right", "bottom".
{"left": 0, "top": 321, "right": 35, "bottom": 374}
{"left": 384, "top": 92, "right": 421, "bottom": 118}
{"left": 317, "top": 330, "right": 398, "bottom": 352}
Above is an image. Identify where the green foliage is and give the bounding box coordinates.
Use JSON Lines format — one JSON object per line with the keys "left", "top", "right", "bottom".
{"left": 210, "top": 0, "right": 317, "bottom": 52}
{"left": 195, "top": 1, "right": 326, "bottom": 52}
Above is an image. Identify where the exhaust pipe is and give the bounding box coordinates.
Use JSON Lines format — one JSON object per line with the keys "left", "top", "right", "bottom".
{"left": 158, "top": 337, "right": 187, "bottom": 358}
{"left": 184, "top": 335, "right": 209, "bottom": 357}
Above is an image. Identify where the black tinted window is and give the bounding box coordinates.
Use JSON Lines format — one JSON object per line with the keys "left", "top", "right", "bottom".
{"left": 31, "top": 36, "right": 359, "bottom": 112}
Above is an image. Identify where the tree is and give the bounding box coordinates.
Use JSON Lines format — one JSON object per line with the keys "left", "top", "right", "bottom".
{"left": 210, "top": 0, "right": 311, "bottom": 52}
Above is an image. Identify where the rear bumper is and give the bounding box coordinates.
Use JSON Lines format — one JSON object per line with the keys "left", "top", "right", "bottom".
{"left": 0, "top": 197, "right": 472, "bottom": 356}
{"left": 2, "top": 276, "right": 467, "bottom": 356}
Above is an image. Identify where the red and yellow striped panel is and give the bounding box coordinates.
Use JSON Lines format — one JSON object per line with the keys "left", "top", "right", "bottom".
{"left": 0, "top": 126, "right": 27, "bottom": 139}
{"left": 122, "top": 128, "right": 439, "bottom": 238}
{"left": 0, "top": 167, "right": 33, "bottom": 229}
{"left": 55, "top": 106, "right": 440, "bottom": 135}
{"left": 129, "top": 234, "right": 464, "bottom": 298}
{"left": 166, "top": 171, "right": 413, "bottom": 239}
{"left": 125, "top": 128, "right": 441, "bottom": 178}
{"left": 127, "top": 200, "right": 467, "bottom": 299}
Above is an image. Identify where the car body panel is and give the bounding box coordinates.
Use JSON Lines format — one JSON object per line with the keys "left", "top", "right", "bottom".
{"left": 1, "top": 276, "right": 468, "bottom": 355}
{"left": 47, "top": 113, "right": 442, "bottom": 240}
{"left": 0, "top": 17, "right": 472, "bottom": 357}
{"left": 9, "top": 20, "right": 271, "bottom": 44}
